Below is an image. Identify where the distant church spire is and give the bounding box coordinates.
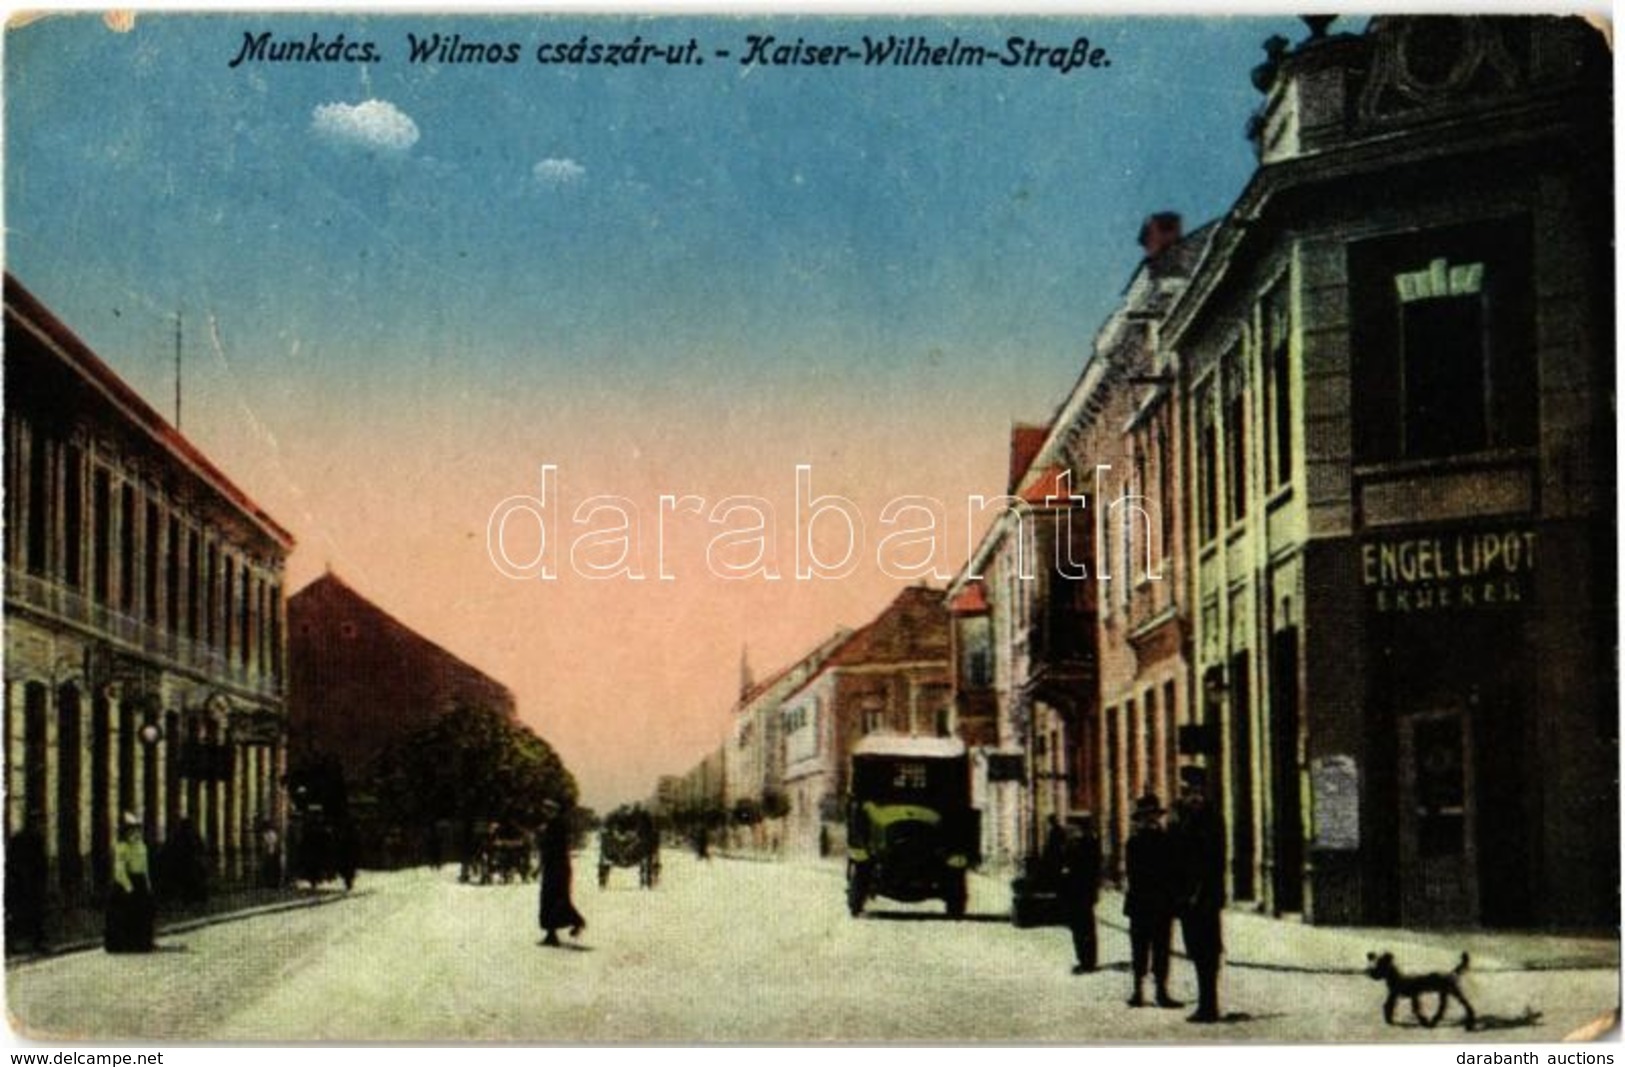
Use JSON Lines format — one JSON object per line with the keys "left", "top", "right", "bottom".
{"left": 739, "top": 644, "right": 754, "bottom": 701}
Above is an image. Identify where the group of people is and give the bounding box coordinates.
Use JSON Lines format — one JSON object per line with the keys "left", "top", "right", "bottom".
{"left": 1056, "top": 766, "right": 1228, "bottom": 1025}
{"left": 5, "top": 806, "right": 369, "bottom": 958}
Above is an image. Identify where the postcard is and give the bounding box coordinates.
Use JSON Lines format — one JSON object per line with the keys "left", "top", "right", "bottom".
{"left": 2, "top": 7, "right": 1617, "bottom": 1048}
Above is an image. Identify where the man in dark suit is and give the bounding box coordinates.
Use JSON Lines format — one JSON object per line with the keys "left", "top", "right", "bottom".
{"left": 1060, "top": 814, "right": 1101, "bottom": 974}
{"left": 1172, "top": 766, "right": 1226, "bottom": 1023}
{"left": 1123, "top": 793, "right": 1182, "bottom": 1008}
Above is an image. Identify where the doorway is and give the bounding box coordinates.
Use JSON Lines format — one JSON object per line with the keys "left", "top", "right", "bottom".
{"left": 1399, "top": 707, "right": 1475, "bottom": 927}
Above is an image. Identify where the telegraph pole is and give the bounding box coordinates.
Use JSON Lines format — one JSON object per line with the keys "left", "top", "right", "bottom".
{"left": 174, "top": 311, "right": 182, "bottom": 431}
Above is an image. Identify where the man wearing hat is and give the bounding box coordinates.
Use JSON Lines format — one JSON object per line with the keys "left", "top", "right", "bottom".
{"left": 1123, "top": 792, "right": 1181, "bottom": 1008}
{"left": 1172, "top": 765, "right": 1226, "bottom": 1023}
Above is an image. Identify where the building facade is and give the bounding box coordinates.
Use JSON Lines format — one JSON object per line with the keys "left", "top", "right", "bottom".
{"left": 1167, "top": 16, "right": 1614, "bottom": 925}
{"left": 4, "top": 275, "right": 295, "bottom": 901}
{"left": 286, "top": 572, "right": 516, "bottom": 785}
{"left": 780, "top": 585, "right": 952, "bottom": 855}
{"left": 723, "top": 631, "right": 850, "bottom": 847}
{"left": 948, "top": 427, "right": 1100, "bottom": 870}
{"left": 1029, "top": 216, "right": 1210, "bottom": 875}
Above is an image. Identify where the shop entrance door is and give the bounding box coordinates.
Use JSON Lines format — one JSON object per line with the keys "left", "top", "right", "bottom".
{"left": 1398, "top": 707, "right": 1477, "bottom": 927}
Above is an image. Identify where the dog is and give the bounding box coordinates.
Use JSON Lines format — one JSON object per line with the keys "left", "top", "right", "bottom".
{"left": 1365, "top": 950, "right": 1477, "bottom": 1030}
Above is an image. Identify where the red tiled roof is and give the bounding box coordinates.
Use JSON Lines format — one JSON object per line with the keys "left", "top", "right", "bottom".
{"left": 4, "top": 274, "right": 295, "bottom": 550}
{"left": 948, "top": 580, "right": 990, "bottom": 615}
{"left": 1020, "top": 464, "right": 1078, "bottom": 506}
{"left": 1007, "top": 423, "right": 1049, "bottom": 494}
{"left": 826, "top": 585, "right": 947, "bottom": 667}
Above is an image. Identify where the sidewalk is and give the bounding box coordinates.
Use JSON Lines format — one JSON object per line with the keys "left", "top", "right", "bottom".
{"left": 5, "top": 882, "right": 356, "bottom": 966}
{"left": 1088, "top": 885, "right": 1618, "bottom": 976}
{"left": 732, "top": 852, "right": 1619, "bottom": 976}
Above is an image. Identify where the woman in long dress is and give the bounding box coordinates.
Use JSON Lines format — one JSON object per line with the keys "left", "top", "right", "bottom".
{"left": 537, "top": 798, "right": 585, "bottom": 946}
{"left": 105, "top": 812, "right": 155, "bottom": 953}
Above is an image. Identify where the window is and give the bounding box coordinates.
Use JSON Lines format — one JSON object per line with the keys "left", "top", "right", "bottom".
{"left": 185, "top": 531, "right": 200, "bottom": 639}
{"left": 862, "top": 698, "right": 885, "bottom": 734}
{"left": 1224, "top": 346, "right": 1248, "bottom": 524}
{"left": 1197, "top": 387, "right": 1219, "bottom": 544}
{"left": 223, "top": 556, "right": 236, "bottom": 655}
{"left": 1398, "top": 260, "right": 1487, "bottom": 457}
{"left": 92, "top": 469, "right": 111, "bottom": 603}
{"left": 1119, "top": 479, "right": 1132, "bottom": 606}
{"left": 119, "top": 485, "right": 136, "bottom": 613}
{"left": 1156, "top": 413, "right": 1173, "bottom": 557}
{"left": 269, "top": 583, "right": 282, "bottom": 677}
{"left": 144, "top": 501, "right": 161, "bottom": 625}
{"left": 1126, "top": 698, "right": 1140, "bottom": 799}
{"left": 166, "top": 516, "right": 181, "bottom": 634}
{"left": 26, "top": 428, "right": 48, "bottom": 575}
{"left": 63, "top": 445, "right": 82, "bottom": 588}
{"left": 962, "top": 612, "right": 993, "bottom": 688}
{"left": 239, "top": 568, "right": 252, "bottom": 666}
{"left": 205, "top": 544, "right": 219, "bottom": 647}
{"left": 970, "top": 649, "right": 990, "bottom": 686}
{"left": 1144, "top": 687, "right": 1160, "bottom": 798}
{"left": 1264, "top": 281, "right": 1293, "bottom": 487}
{"left": 1132, "top": 429, "right": 1151, "bottom": 588}
{"left": 1351, "top": 221, "right": 1535, "bottom": 462}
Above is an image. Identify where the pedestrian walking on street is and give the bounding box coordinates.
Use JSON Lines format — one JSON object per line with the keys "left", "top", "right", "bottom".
{"left": 537, "top": 798, "right": 586, "bottom": 947}
{"left": 1172, "top": 767, "right": 1226, "bottom": 1023}
{"left": 1123, "top": 793, "right": 1182, "bottom": 1008}
{"left": 1060, "top": 814, "right": 1101, "bottom": 974}
{"left": 105, "top": 812, "right": 156, "bottom": 953}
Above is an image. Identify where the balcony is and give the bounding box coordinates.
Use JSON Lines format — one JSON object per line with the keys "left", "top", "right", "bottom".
{"left": 5, "top": 567, "right": 283, "bottom": 700}
{"left": 1021, "top": 603, "right": 1097, "bottom": 705}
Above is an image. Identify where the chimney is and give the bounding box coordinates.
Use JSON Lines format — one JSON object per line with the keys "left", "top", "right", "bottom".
{"left": 1138, "top": 212, "right": 1183, "bottom": 260}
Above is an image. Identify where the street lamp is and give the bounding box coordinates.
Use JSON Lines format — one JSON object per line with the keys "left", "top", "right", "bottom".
{"left": 138, "top": 720, "right": 165, "bottom": 747}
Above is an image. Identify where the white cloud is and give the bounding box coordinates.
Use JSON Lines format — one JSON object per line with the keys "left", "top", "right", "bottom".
{"left": 310, "top": 99, "right": 420, "bottom": 156}
{"left": 533, "top": 157, "right": 586, "bottom": 186}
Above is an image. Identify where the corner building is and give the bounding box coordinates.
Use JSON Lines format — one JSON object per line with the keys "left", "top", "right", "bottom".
{"left": 4, "top": 275, "right": 295, "bottom": 899}
{"left": 1166, "top": 17, "right": 1614, "bottom": 926}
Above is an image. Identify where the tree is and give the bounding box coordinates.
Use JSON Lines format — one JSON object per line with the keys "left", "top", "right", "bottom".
{"left": 370, "top": 705, "right": 578, "bottom": 832}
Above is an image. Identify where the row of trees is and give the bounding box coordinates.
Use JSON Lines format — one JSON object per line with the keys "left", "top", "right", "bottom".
{"left": 370, "top": 704, "right": 578, "bottom": 832}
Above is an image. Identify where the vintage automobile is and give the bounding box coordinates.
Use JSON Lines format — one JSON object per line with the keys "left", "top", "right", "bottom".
{"left": 845, "top": 735, "right": 980, "bottom": 918}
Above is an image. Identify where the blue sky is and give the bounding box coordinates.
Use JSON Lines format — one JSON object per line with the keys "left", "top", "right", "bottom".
{"left": 8, "top": 14, "right": 1304, "bottom": 398}
{"left": 6, "top": 11, "right": 1314, "bottom": 806}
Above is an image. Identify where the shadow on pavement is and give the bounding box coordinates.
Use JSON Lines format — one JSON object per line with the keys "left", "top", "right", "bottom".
{"left": 1471, "top": 1010, "right": 1545, "bottom": 1031}
{"left": 857, "top": 909, "right": 1007, "bottom": 924}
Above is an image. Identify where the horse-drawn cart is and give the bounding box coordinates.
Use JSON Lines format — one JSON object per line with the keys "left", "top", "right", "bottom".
{"left": 597, "top": 805, "right": 660, "bottom": 888}
{"left": 462, "top": 822, "right": 535, "bottom": 885}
